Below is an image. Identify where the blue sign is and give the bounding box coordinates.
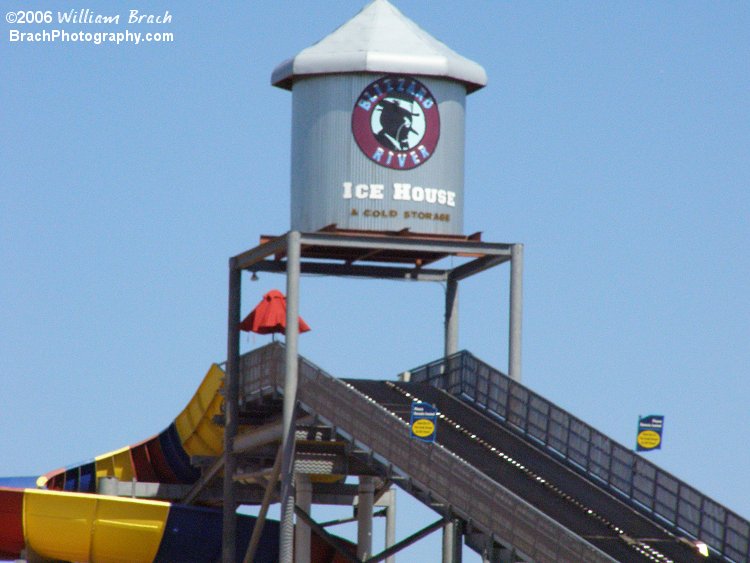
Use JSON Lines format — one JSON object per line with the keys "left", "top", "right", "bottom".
{"left": 410, "top": 402, "right": 437, "bottom": 443}
{"left": 636, "top": 415, "right": 664, "bottom": 451}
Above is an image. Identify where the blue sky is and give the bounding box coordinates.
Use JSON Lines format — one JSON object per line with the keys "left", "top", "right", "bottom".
{"left": 1, "top": 1, "right": 748, "bottom": 560}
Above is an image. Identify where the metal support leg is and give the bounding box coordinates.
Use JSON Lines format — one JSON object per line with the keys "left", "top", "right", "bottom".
{"left": 444, "top": 279, "right": 462, "bottom": 563}
{"left": 445, "top": 279, "right": 459, "bottom": 357}
{"left": 280, "top": 231, "right": 301, "bottom": 563}
{"left": 384, "top": 489, "right": 396, "bottom": 563}
{"left": 222, "top": 263, "right": 241, "bottom": 563}
{"left": 481, "top": 541, "right": 513, "bottom": 563}
{"left": 243, "top": 447, "right": 282, "bottom": 563}
{"left": 443, "top": 519, "right": 455, "bottom": 563}
{"left": 445, "top": 278, "right": 459, "bottom": 391}
{"left": 497, "top": 546, "right": 517, "bottom": 563}
{"left": 295, "top": 473, "right": 312, "bottom": 563}
{"left": 357, "top": 476, "right": 374, "bottom": 560}
{"left": 509, "top": 243, "right": 523, "bottom": 382}
{"left": 443, "top": 518, "right": 463, "bottom": 563}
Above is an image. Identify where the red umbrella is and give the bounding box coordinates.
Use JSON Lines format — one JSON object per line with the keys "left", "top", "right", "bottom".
{"left": 239, "top": 289, "right": 311, "bottom": 335}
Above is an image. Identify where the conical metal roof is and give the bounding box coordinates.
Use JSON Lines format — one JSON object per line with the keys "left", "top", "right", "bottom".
{"left": 272, "top": 0, "right": 487, "bottom": 93}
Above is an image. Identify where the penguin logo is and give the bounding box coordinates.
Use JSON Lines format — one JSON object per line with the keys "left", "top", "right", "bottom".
{"left": 352, "top": 76, "right": 440, "bottom": 170}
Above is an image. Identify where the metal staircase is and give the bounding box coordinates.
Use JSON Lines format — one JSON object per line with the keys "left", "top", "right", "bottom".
{"left": 405, "top": 351, "right": 748, "bottom": 563}
{"left": 236, "top": 344, "right": 748, "bottom": 562}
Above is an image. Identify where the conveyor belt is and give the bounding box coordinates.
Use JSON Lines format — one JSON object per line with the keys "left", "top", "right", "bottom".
{"left": 346, "top": 380, "right": 707, "bottom": 563}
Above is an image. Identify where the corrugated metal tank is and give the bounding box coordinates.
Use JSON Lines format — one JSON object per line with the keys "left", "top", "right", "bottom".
{"left": 290, "top": 73, "right": 466, "bottom": 235}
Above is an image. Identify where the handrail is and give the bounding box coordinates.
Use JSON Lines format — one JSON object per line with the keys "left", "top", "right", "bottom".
{"left": 408, "top": 350, "right": 749, "bottom": 563}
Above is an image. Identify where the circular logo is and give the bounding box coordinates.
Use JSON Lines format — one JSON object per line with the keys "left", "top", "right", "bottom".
{"left": 637, "top": 430, "right": 661, "bottom": 450}
{"left": 352, "top": 76, "right": 440, "bottom": 170}
{"left": 411, "top": 419, "right": 436, "bottom": 438}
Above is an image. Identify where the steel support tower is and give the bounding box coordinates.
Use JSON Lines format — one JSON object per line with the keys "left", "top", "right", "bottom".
{"left": 222, "top": 229, "right": 523, "bottom": 562}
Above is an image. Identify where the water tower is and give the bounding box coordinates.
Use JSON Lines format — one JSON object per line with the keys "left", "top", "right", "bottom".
{"left": 273, "top": 0, "right": 486, "bottom": 235}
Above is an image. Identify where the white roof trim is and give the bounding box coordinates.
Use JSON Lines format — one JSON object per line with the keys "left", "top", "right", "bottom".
{"left": 272, "top": 0, "right": 487, "bottom": 93}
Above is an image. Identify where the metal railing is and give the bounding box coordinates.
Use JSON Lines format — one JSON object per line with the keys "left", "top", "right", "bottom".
{"left": 409, "top": 350, "right": 750, "bottom": 563}
{"left": 238, "top": 344, "right": 616, "bottom": 563}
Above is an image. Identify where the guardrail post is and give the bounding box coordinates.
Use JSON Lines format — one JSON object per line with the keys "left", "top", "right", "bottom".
{"left": 459, "top": 351, "right": 467, "bottom": 395}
